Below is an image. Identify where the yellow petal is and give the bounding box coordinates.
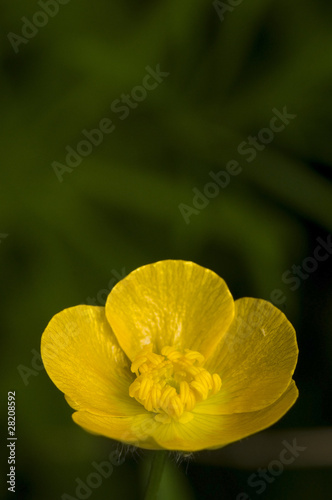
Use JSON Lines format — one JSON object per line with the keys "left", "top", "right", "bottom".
{"left": 149, "top": 381, "right": 298, "bottom": 451}
{"left": 202, "top": 298, "right": 298, "bottom": 414}
{"left": 106, "top": 260, "right": 234, "bottom": 361}
{"left": 72, "top": 381, "right": 298, "bottom": 452}
{"left": 41, "top": 305, "right": 141, "bottom": 416}
{"left": 73, "top": 411, "right": 162, "bottom": 450}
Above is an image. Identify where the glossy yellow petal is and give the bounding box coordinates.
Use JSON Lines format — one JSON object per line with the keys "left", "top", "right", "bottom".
{"left": 73, "top": 381, "right": 297, "bottom": 451}
{"left": 73, "top": 411, "right": 162, "bottom": 450}
{"left": 202, "top": 298, "right": 298, "bottom": 414}
{"left": 41, "top": 305, "right": 142, "bottom": 416}
{"left": 149, "top": 381, "right": 298, "bottom": 451}
{"left": 106, "top": 260, "right": 234, "bottom": 361}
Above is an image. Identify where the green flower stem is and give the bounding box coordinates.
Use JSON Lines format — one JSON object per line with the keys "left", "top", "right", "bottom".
{"left": 144, "top": 451, "right": 168, "bottom": 500}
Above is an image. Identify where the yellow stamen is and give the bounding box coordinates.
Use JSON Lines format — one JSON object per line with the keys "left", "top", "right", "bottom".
{"left": 129, "top": 345, "right": 222, "bottom": 423}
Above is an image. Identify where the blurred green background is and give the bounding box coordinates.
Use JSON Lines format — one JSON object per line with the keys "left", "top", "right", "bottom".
{"left": 1, "top": 0, "right": 332, "bottom": 499}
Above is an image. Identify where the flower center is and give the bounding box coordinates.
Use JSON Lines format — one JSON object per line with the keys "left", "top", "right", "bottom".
{"left": 129, "top": 345, "right": 222, "bottom": 423}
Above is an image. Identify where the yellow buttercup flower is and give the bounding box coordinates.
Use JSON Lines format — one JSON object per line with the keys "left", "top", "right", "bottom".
{"left": 41, "top": 260, "right": 298, "bottom": 451}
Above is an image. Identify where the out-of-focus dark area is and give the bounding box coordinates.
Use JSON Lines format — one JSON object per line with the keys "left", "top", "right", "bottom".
{"left": 1, "top": 1, "right": 332, "bottom": 499}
